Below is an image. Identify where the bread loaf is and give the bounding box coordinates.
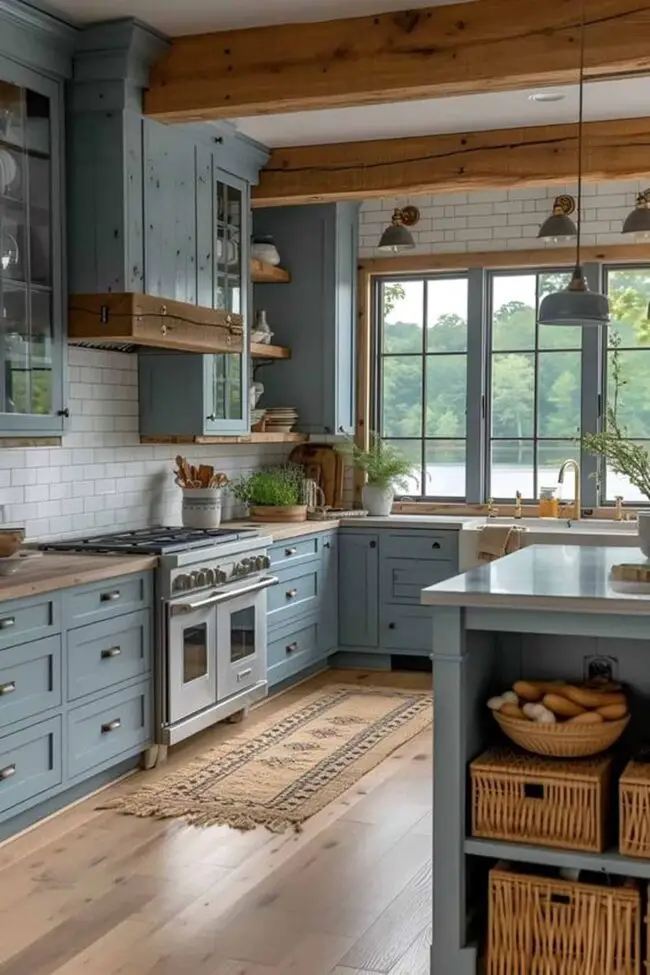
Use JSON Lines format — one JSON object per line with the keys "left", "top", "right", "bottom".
{"left": 559, "top": 686, "right": 626, "bottom": 709}
{"left": 596, "top": 703, "right": 628, "bottom": 720}
{"left": 542, "top": 693, "right": 586, "bottom": 718}
{"left": 567, "top": 711, "right": 604, "bottom": 725}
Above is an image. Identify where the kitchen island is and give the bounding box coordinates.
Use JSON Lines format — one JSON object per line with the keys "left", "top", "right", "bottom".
{"left": 421, "top": 544, "right": 650, "bottom": 974}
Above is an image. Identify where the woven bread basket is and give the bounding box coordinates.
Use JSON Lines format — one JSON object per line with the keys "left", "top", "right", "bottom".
{"left": 494, "top": 710, "right": 629, "bottom": 757}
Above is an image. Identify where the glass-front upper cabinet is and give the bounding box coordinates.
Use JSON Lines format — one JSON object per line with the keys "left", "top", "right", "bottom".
{"left": 0, "top": 63, "right": 65, "bottom": 434}
{"left": 205, "top": 169, "right": 249, "bottom": 435}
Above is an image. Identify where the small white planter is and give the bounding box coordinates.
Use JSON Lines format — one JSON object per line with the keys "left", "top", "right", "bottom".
{"left": 361, "top": 482, "right": 394, "bottom": 517}
{"left": 181, "top": 487, "right": 223, "bottom": 529}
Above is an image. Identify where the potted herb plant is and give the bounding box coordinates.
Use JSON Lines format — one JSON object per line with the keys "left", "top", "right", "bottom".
{"left": 339, "top": 433, "right": 413, "bottom": 516}
{"left": 230, "top": 463, "right": 308, "bottom": 523}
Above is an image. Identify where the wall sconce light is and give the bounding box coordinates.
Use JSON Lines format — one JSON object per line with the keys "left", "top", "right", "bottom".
{"left": 622, "top": 189, "right": 650, "bottom": 240}
{"left": 538, "top": 195, "right": 577, "bottom": 242}
{"left": 377, "top": 206, "right": 420, "bottom": 252}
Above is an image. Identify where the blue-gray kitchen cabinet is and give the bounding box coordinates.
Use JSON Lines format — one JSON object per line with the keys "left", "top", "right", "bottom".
{"left": 0, "top": 570, "right": 154, "bottom": 840}
{"left": 252, "top": 202, "right": 359, "bottom": 436}
{"left": 0, "top": 53, "right": 68, "bottom": 436}
{"left": 338, "top": 531, "right": 379, "bottom": 648}
{"left": 319, "top": 531, "right": 338, "bottom": 655}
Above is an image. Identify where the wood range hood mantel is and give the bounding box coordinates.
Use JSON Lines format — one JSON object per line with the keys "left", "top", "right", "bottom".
{"left": 68, "top": 293, "right": 244, "bottom": 354}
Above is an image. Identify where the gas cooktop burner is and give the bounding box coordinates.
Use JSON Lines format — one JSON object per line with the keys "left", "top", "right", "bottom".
{"left": 39, "top": 526, "right": 260, "bottom": 556}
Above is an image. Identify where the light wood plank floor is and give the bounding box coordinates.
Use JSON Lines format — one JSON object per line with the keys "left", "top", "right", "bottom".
{"left": 0, "top": 670, "right": 432, "bottom": 975}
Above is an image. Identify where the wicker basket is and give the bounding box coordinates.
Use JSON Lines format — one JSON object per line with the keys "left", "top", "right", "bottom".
{"left": 488, "top": 863, "right": 641, "bottom": 975}
{"left": 471, "top": 748, "right": 612, "bottom": 852}
{"left": 494, "top": 710, "right": 630, "bottom": 757}
{"left": 620, "top": 760, "right": 650, "bottom": 858}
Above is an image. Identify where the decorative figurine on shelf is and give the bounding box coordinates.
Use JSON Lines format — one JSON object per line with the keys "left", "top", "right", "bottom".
{"left": 251, "top": 309, "right": 273, "bottom": 345}
{"left": 514, "top": 491, "right": 523, "bottom": 519}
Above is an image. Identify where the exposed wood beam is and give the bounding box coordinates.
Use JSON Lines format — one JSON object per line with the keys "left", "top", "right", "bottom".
{"left": 145, "top": 0, "right": 650, "bottom": 122}
{"left": 252, "top": 117, "right": 650, "bottom": 206}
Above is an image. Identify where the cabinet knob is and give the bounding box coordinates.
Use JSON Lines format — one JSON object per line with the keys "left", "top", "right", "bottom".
{"left": 388, "top": 623, "right": 396, "bottom": 630}
{"left": 0, "top": 617, "right": 15, "bottom": 629}
{"left": 206, "top": 413, "right": 217, "bottom": 422}
{"left": 369, "top": 540, "right": 377, "bottom": 549}
{"left": 101, "top": 647, "right": 122, "bottom": 659}
{"left": 0, "top": 764, "right": 16, "bottom": 781}
{"left": 432, "top": 541, "right": 441, "bottom": 549}
{"left": 100, "top": 591, "right": 121, "bottom": 603}
{"left": 285, "top": 547, "right": 297, "bottom": 556}
{"left": 286, "top": 642, "right": 298, "bottom": 653}
{"left": 323, "top": 541, "right": 331, "bottom": 549}
{"left": 57, "top": 408, "right": 70, "bottom": 418}
{"left": 0, "top": 681, "right": 16, "bottom": 695}
{"left": 286, "top": 589, "right": 297, "bottom": 599}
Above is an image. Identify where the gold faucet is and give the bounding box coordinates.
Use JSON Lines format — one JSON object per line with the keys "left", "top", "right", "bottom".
{"left": 557, "top": 459, "right": 580, "bottom": 521}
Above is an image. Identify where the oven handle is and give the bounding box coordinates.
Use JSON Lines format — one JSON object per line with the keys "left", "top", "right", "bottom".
{"left": 170, "top": 576, "right": 279, "bottom": 614}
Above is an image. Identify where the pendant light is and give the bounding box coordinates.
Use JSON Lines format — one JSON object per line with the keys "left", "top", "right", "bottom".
{"left": 622, "top": 189, "right": 650, "bottom": 239}
{"left": 377, "top": 206, "right": 420, "bottom": 252}
{"left": 538, "top": 194, "right": 577, "bottom": 242}
{"left": 538, "top": 1, "right": 609, "bottom": 328}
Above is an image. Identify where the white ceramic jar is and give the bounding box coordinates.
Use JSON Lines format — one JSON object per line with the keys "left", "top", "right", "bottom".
{"left": 181, "top": 488, "right": 222, "bottom": 529}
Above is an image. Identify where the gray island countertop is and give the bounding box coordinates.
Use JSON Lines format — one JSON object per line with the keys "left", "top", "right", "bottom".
{"left": 421, "top": 544, "right": 650, "bottom": 614}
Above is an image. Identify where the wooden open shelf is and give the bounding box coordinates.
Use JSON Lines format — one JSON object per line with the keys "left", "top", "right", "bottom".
{"left": 250, "top": 258, "right": 290, "bottom": 283}
{"left": 141, "top": 432, "right": 306, "bottom": 445}
{"left": 250, "top": 343, "right": 291, "bottom": 359}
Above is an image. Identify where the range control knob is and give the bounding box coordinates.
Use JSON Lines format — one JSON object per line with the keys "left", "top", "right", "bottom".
{"left": 217, "top": 569, "right": 228, "bottom": 584}
{"left": 189, "top": 571, "right": 199, "bottom": 587}
{"left": 263, "top": 554, "right": 271, "bottom": 570}
{"left": 255, "top": 555, "right": 267, "bottom": 571}
{"left": 204, "top": 568, "right": 216, "bottom": 586}
{"left": 241, "top": 558, "right": 253, "bottom": 574}
{"left": 232, "top": 562, "right": 242, "bottom": 577}
{"left": 173, "top": 574, "right": 191, "bottom": 591}
{"left": 196, "top": 570, "right": 208, "bottom": 587}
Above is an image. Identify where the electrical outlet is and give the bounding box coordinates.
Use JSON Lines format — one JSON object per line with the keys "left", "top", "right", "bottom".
{"left": 584, "top": 655, "right": 618, "bottom": 683}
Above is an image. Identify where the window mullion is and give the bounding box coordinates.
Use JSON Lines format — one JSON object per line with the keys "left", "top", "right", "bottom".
{"left": 466, "top": 267, "right": 486, "bottom": 503}
{"left": 580, "top": 262, "right": 603, "bottom": 508}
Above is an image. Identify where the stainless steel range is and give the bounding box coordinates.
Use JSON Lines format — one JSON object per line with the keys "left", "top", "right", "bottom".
{"left": 41, "top": 527, "right": 278, "bottom": 751}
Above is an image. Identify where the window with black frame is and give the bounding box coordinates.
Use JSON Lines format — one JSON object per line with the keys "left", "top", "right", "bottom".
{"left": 375, "top": 275, "right": 469, "bottom": 499}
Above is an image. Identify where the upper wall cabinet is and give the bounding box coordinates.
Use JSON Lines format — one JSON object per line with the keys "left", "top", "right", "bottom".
{"left": 0, "top": 59, "right": 66, "bottom": 435}
{"left": 139, "top": 145, "right": 250, "bottom": 438}
{"left": 252, "top": 202, "right": 359, "bottom": 436}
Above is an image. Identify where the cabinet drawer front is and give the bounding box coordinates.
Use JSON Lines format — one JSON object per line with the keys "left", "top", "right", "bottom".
{"left": 0, "top": 636, "right": 62, "bottom": 730}
{"left": 67, "top": 611, "right": 152, "bottom": 702}
{"left": 381, "top": 557, "right": 454, "bottom": 605}
{"left": 269, "top": 536, "right": 320, "bottom": 569}
{"left": 268, "top": 618, "right": 319, "bottom": 667}
{"left": 381, "top": 530, "right": 458, "bottom": 563}
{"left": 379, "top": 607, "right": 432, "bottom": 653}
{"left": 267, "top": 564, "right": 319, "bottom": 626}
{"left": 67, "top": 682, "right": 152, "bottom": 781}
{"left": 0, "top": 716, "right": 62, "bottom": 817}
{"left": 64, "top": 573, "right": 152, "bottom": 627}
{"left": 0, "top": 595, "right": 59, "bottom": 651}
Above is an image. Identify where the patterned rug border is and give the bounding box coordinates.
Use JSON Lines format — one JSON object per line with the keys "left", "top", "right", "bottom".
{"left": 99, "top": 682, "right": 433, "bottom": 832}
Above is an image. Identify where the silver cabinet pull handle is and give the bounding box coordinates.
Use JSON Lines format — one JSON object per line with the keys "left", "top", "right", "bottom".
{"left": 236, "top": 668, "right": 253, "bottom": 682}
{"left": 0, "top": 617, "right": 15, "bottom": 630}
{"left": 100, "top": 591, "right": 121, "bottom": 602}
{"left": 0, "top": 681, "right": 16, "bottom": 695}
{"left": 286, "top": 642, "right": 298, "bottom": 653}
{"left": 101, "top": 718, "right": 122, "bottom": 733}
{"left": 101, "top": 647, "right": 121, "bottom": 659}
{"left": 285, "top": 547, "right": 297, "bottom": 556}
{"left": 0, "top": 764, "right": 16, "bottom": 781}
{"left": 286, "top": 589, "right": 297, "bottom": 599}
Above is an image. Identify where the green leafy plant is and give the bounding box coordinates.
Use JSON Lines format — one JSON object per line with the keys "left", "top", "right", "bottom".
{"left": 338, "top": 433, "right": 413, "bottom": 488}
{"left": 582, "top": 331, "right": 650, "bottom": 501}
{"left": 230, "top": 463, "right": 305, "bottom": 507}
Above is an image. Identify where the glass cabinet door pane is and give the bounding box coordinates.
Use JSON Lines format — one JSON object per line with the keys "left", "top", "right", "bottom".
{"left": 209, "top": 353, "right": 243, "bottom": 421}
{"left": 0, "top": 77, "right": 54, "bottom": 419}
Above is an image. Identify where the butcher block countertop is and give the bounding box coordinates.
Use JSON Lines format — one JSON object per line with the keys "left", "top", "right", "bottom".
{"left": 0, "top": 552, "right": 158, "bottom": 603}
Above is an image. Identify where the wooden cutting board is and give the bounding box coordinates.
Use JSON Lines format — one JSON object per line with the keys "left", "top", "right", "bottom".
{"left": 289, "top": 444, "right": 344, "bottom": 508}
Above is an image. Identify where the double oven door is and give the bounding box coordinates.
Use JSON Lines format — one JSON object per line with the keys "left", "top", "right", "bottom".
{"left": 167, "top": 575, "right": 276, "bottom": 726}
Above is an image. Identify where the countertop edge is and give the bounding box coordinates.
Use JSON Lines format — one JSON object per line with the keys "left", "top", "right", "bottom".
{"left": 0, "top": 554, "right": 159, "bottom": 603}
{"left": 420, "top": 590, "right": 650, "bottom": 615}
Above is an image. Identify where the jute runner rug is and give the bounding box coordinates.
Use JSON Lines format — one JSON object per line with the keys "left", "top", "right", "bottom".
{"left": 100, "top": 682, "right": 433, "bottom": 832}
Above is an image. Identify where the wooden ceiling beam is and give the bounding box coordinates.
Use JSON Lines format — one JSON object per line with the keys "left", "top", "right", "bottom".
{"left": 251, "top": 117, "right": 650, "bottom": 206}
{"left": 145, "top": 0, "right": 650, "bottom": 122}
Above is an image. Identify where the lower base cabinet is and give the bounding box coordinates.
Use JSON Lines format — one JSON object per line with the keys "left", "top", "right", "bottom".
{"left": 0, "top": 572, "right": 153, "bottom": 837}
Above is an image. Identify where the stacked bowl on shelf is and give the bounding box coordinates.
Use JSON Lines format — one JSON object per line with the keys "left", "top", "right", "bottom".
{"left": 263, "top": 407, "right": 298, "bottom": 433}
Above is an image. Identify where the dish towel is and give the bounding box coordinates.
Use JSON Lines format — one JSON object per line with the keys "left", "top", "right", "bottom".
{"left": 477, "top": 524, "right": 526, "bottom": 563}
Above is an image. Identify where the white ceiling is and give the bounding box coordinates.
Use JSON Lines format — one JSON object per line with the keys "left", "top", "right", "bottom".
{"left": 234, "top": 77, "right": 650, "bottom": 148}
{"left": 43, "top": 0, "right": 473, "bottom": 34}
